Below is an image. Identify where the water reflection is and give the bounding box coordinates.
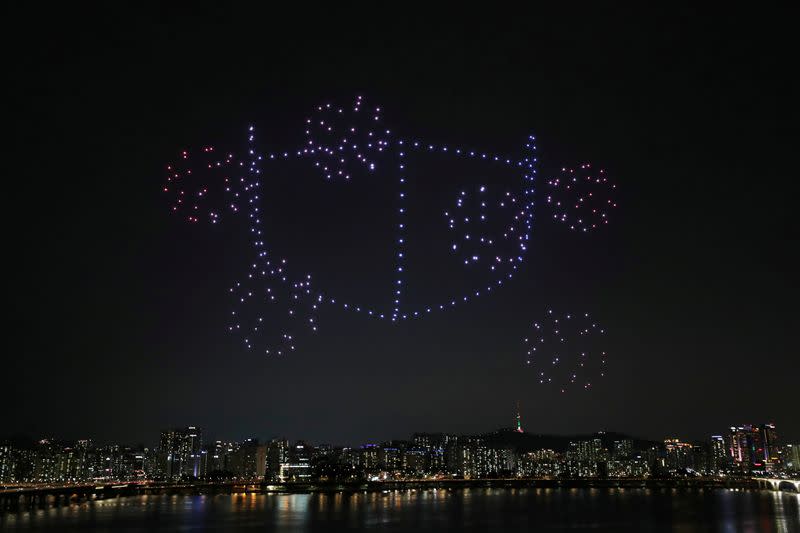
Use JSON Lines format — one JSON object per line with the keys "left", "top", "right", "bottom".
{"left": 1, "top": 488, "right": 798, "bottom": 531}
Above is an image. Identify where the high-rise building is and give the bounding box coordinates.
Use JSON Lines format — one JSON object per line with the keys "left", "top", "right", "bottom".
{"left": 159, "top": 430, "right": 179, "bottom": 480}
{"left": 207, "top": 440, "right": 238, "bottom": 475}
{"left": 412, "top": 433, "right": 450, "bottom": 473}
{"left": 613, "top": 440, "right": 633, "bottom": 460}
{"left": 184, "top": 427, "right": 203, "bottom": 478}
{"left": 497, "top": 447, "right": 517, "bottom": 475}
{"left": 607, "top": 458, "right": 650, "bottom": 478}
{"left": 379, "top": 446, "right": 402, "bottom": 471}
{"left": 265, "top": 438, "right": 288, "bottom": 481}
{"left": 338, "top": 447, "right": 359, "bottom": 471}
{"left": 784, "top": 444, "right": 800, "bottom": 472}
{"left": 429, "top": 445, "right": 446, "bottom": 473}
{"left": 229, "top": 438, "right": 259, "bottom": 479}
{"left": 728, "top": 424, "right": 777, "bottom": 471}
{"left": 444, "top": 436, "right": 498, "bottom": 478}
{"left": 144, "top": 446, "right": 161, "bottom": 479}
{"left": 519, "top": 449, "right": 561, "bottom": 478}
{"left": 691, "top": 442, "right": 710, "bottom": 474}
{"left": 402, "top": 447, "right": 428, "bottom": 475}
{"left": 445, "top": 437, "right": 473, "bottom": 478}
{"left": 31, "top": 439, "right": 58, "bottom": 483}
{"left": 158, "top": 426, "right": 203, "bottom": 480}
{"left": 729, "top": 426, "right": 754, "bottom": 468}
{"left": 760, "top": 423, "right": 779, "bottom": 470}
{"left": 566, "top": 439, "right": 605, "bottom": 478}
{"left": 278, "top": 441, "right": 312, "bottom": 481}
{"left": 568, "top": 439, "right": 606, "bottom": 463}
{"left": 361, "top": 444, "right": 380, "bottom": 471}
{"left": 255, "top": 445, "right": 267, "bottom": 478}
{"left": 12, "top": 449, "right": 34, "bottom": 483}
{"left": 313, "top": 444, "right": 333, "bottom": 459}
{"left": 664, "top": 439, "right": 694, "bottom": 471}
{"left": 710, "top": 435, "right": 728, "bottom": 472}
{"left": 0, "top": 444, "right": 13, "bottom": 483}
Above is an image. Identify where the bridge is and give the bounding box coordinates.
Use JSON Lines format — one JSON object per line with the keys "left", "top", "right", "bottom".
{"left": 754, "top": 478, "right": 800, "bottom": 493}
{"left": 0, "top": 481, "right": 259, "bottom": 512}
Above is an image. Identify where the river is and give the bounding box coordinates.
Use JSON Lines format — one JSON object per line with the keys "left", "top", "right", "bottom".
{"left": 2, "top": 487, "right": 799, "bottom": 531}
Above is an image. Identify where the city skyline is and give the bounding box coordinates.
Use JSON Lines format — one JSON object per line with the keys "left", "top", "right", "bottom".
{"left": 2, "top": 413, "right": 796, "bottom": 487}
{"left": 2, "top": 406, "right": 793, "bottom": 456}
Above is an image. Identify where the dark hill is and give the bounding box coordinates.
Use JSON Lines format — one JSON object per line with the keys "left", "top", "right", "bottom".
{"left": 482, "top": 429, "right": 659, "bottom": 453}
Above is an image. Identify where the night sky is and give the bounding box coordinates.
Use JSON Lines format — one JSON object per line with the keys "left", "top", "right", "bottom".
{"left": 6, "top": 5, "right": 798, "bottom": 446}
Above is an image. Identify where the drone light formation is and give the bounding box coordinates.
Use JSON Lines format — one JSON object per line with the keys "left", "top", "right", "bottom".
{"left": 546, "top": 164, "right": 617, "bottom": 232}
{"left": 445, "top": 185, "right": 530, "bottom": 273}
{"left": 164, "top": 146, "right": 240, "bottom": 224}
{"left": 163, "top": 96, "right": 617, "bottom": 392}
{"left": 524, "top": 310, "right": 608, "bottom": 393}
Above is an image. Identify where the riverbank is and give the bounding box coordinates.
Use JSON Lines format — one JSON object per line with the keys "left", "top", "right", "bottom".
{"left": 2, "top": 477, "right": 772, "bottom": 513}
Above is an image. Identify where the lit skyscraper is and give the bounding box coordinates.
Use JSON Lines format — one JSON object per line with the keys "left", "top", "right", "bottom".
{"left": 710, "top": 435, "right": 728, "bottom": 472}
{"left": 568, "top": 439, "right": 605, "bottom": 463}
{"left": 158, "top": 426, "right": 203, "bottom": 480}
{"left": 728, "top": 424, "right": 778, "bottom": 471}
{"left": 729, "top": 426, "right": 754, "bottom": 468}
{"left": 785, "top": 444, "right": 800, "bottom": 472}
{"left": 613, "top": 440, "right": 633, "bottom": 460}
{"left": 663, "top": 439, "right": 695, "bottom": 471}
{"left": 760, "top": 423, "right": 779, "bottom": 470}
{"left": 0, "top": 445, "right": 13, "bottom": 483}
{"left": 265, "top": 438, "right": 288, "bottom": 481}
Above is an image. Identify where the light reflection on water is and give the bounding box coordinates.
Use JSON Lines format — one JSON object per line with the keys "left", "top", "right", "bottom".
{"left": 1, "top": 488, "right": 798, "bottom": 532}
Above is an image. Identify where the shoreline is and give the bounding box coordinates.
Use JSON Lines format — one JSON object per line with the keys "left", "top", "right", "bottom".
{"left": 2, "top": 477, "right": 776, "bottom": 513}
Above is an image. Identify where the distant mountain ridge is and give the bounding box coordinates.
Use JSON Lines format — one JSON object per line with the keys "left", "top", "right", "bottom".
{"left": 483, "top": 428, "right": 660, "bottom": 453}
